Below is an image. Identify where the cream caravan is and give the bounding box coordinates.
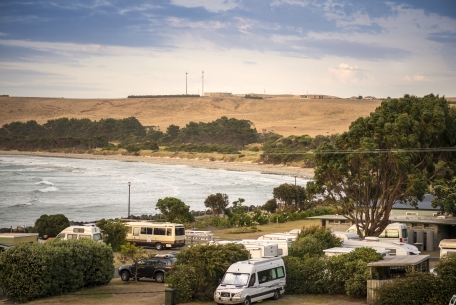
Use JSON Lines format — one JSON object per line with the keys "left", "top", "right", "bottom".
{"left": 55, "top": 224, "right": 103, "bottom": 242}
{"left": 125, "top": 222, "right": 185, "bottom": 250}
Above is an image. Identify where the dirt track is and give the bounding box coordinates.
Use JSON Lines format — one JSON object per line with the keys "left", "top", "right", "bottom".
{"left": 0, "top": 96, "right": 383, "bottom": 137}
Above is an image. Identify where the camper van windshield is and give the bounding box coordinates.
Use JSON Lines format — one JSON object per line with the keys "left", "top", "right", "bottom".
{"left": 93, "top": 233, "right": 102, "bottom": 241}
{"left": 221, "top": 273, "right": 250, "bottom": 286}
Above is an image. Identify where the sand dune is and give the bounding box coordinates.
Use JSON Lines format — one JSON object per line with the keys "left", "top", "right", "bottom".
{"left": 0, "top": 96, "right": 383, "bottom": 137}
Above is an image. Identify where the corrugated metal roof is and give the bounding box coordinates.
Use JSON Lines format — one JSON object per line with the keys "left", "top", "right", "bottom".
{"left": 367, "top": 255, "right": 430, "bottom": 267}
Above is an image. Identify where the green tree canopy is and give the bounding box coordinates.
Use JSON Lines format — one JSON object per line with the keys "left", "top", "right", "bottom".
{"left": 155, "top": 197, "right": 195, "bottom": 223}
{"left": 289, "top": 225, "right": 342, "bottom": 257}
{"left": 96, "top": 219, "right": 128, "bottom": 252}
{"left": 204, "top": 193, "right": 230, "bottom": 216}
{"left": 30, "top": 214, "right": 70, "bottom": 238}
{"left": 273, "top": 183, "right": 307, "bottom": 211}
{"left": 310, "top": 94, "right": 456, "bottom": 237}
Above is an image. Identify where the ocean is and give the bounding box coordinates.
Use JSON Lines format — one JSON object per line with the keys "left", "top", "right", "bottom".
{"left": 0, "top": 155, "right": 310, "bottom": 228}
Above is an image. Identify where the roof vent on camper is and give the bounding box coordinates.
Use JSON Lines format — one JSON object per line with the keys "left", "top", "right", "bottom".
{"left": 364, "top": 237, "right": 380, "bottom": 242}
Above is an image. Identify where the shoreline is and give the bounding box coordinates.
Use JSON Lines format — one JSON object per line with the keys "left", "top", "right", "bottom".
{"left": 0, "top": 150, "right": 315, "bottom": 179}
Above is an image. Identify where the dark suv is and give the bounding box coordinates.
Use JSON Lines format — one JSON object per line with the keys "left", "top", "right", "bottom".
{"left": 118, "top": 255, "right": 176, "bottom": 283}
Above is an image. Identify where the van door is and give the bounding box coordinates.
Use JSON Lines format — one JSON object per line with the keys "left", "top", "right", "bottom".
{"left": 133, "top": 227, "right": 140, "bottom": 240}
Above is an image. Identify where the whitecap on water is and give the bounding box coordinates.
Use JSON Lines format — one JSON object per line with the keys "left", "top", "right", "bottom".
{"left": 39, "top": 186, "right": 59, "bottom": 193}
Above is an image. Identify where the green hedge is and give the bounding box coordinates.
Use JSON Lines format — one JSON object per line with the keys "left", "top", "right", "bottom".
{"left": 0, "top": 239, "right": 113, "bottom": 302}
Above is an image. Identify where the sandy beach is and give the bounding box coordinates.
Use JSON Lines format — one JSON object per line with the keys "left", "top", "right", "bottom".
{"left": 0, "top": 150, "right": 315, "bottom": 179}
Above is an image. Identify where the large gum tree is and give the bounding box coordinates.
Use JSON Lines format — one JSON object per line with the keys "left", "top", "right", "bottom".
{"left": 310, "top": 94, "right": 456, "bottom": 237}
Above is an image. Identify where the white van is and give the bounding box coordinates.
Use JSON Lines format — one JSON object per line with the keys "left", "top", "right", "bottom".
{"left": 214, "top": 257, "right": 286, "bottom": 305}
{"left": 55, "top": 224, "right": 103, "bottom": 242}
{"left": 347, "top": 223, "right": 408, "bottom": 243}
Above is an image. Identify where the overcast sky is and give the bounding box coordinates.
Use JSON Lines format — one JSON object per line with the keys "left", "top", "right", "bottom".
{"left": 1, "top": 0, "right": 455, "bottom": 98}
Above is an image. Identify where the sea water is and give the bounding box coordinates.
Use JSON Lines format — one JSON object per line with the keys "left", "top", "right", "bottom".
{"left": 0, "top": 155, "right": 309, "bottom": 228}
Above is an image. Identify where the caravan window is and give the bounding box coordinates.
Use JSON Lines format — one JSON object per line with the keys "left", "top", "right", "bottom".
{"left": 73, "top": 228, "right": 85, "bottom": 233}
{"left": 175, "top": 227, "right": 185, "bottom": 236}
{"left": 141, "top": 227, "right": 153, "bottom": 235}
{"left": 221, "top": 273, "right": 250, "bottom": 286}
{"left": 379, "top": 229, "right": 399, "bottom": 238}
{"left": 154, "top": 228, "right": 166, "bottom": 235}
{"left": 67, "top": 234, "right": 78, "bottom": 239}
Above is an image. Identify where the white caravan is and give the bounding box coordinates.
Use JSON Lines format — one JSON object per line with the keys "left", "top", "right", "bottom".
{"left": 239, "top": 239, "right": 291, "bottom": 256}
{"left": 323, "top": 247, "right": 391, "bottom": 257}
{"left": 438, "top": 239, "right": 456, "bottom": 258}
{"left": 214, "top": 257, "right": 286, "bottom": 305}
{"left": 210, "top": 240, "right": 279, "bottom": 258}
{"left": 257, "top": 233, "right": 297, "bottom": 242}
{"left": 343, "top": 237, "right": 420, "bottom": 255}
{"left": 347, "top": 223, "right": 408, "bottom": 243}
{"left": 55, "top": 224, "right": 103, "bottom": 242}
{"left": 333, "top": 231, "right": 361, "bottom": 241}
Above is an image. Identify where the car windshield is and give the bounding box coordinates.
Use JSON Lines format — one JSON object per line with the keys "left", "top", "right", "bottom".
{"left": 93, "top": 233, "right": 103, "bottom": 241}
{"left": 221, "top": 273, "right": 250, "bottom": 286}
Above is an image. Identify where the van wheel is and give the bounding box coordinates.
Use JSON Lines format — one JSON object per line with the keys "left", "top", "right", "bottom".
{"left": 272, "top": 290, "right": 280, "bottom": 300}
{"left": 155, "top": 242, "right": 163, "bottom": 250}
{"left": 155, "top": 272, "right": 164, "bottom": 283}
{"left": 243, "top": 296, "right": 251, "bottom": 305}
{"left": 120, "top": 271, "right": 130, "bottom": 282}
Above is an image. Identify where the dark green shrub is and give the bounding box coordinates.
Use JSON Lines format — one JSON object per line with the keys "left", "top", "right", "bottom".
{"left": 283, "top": 256, "right": 327, "bottom": 294}
{"left": 166, "top": 243, "right": 249, "bottom": 303}
{"left": 30, "top": 214, "right": 70, "bottom": 238}
{"left": 96, "top": 219, "right": 128, "bottom": 252}
{"left": 0, "top": 240, "right": 113, "bottom": 302}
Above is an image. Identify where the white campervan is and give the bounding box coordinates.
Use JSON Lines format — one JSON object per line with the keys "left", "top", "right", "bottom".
{"left": 214, "top": 257, "right": 286, "bottom": 305}
{"left": 55, "top": 224, "right": 103, "bottom": 242}
{"left": 347, "top": 223, "right": 408, "bottom": 243}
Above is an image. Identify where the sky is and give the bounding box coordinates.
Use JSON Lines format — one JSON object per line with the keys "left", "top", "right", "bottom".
{"left": 0, "top": 0, "right": 455, "bottom": 98}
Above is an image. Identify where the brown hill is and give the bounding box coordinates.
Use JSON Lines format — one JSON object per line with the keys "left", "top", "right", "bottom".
{"left": 0, "top": 96, "right": 384, "bottom": 137}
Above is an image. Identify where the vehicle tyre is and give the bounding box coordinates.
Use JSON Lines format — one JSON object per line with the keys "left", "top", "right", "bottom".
{"left": 155, "top": 272, "right": 165, "bottom": 283}
{"left": 155, "top": 242, "right": 163, "bottom": 250}
{"left": 120, "top": 271, "right": 130, "bottom": 282}
{"left": 272, "top": 290, "right": 280, "bottom": 300}
{"left": 243, "top": 296, "right": 251, "bottom": 305}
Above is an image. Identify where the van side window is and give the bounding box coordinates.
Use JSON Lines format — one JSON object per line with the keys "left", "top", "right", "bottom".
{"left": 67, "top": 234, "right": 78, "bottom": 239}
{"left": 258, "top": 270, "right": 269, "bottom": 284}
{"left": 166, "top": 228, "right": 172, "bottom": 236}
{"left": 79, "top": 235, "right": 91, "bottom": 239}
{"left": 270, "top": 268, "right": 277, "bottom": 280}
{"left": 73, "top": 228, "right": 85, "bottom": 233}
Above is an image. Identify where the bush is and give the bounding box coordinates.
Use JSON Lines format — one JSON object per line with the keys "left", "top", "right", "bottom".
{"left": 0, "top": 240, "right": 113, "bottom": 302}
{"left": 166, "top": 243, "right": 249, "bottom": 303}
{"left": 96, "top": 219, "right": 128, "bottom": 252}
{"left": 30, "top": 214, "right": 70, "bottom": 238}
{"left": 283, "top": 256, "right": 327, "bottom": 294}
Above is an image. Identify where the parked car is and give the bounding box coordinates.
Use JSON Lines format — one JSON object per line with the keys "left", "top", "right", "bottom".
{"left": 449, "top": 294, "right": 456, "bottom": 305}
{"left": 118, "top": 255, "right": 176, "bottom": 283}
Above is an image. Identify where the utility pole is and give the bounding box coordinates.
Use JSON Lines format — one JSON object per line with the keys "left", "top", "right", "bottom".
{"left": 186, "top": 72, "right": 188, "bottom": 95}
{"left": 202, "top": 70, "right": 204, "bottom": 97}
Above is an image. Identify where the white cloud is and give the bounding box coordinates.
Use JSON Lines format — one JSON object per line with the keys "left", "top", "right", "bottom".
{"left": 328, "top": 63, "right": 360, "bottom": 83}
{"left": 170, "top": 0, "right": 239, "bottom": 12}
{"left": 404, "top": 72, "right": 429, "bottom": 81}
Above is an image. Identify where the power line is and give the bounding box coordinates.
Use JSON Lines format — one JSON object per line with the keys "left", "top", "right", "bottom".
{"left": 262, "top": 147, "right": 456, "bottom": 155}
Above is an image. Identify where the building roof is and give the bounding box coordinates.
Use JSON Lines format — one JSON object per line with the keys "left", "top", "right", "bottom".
{"left": 307, "top": 215, "right": 349, "bottom": 220}
{"left": 392, "top": 194, "right": 439, "bottom": 210}
{"left": 367, "top": 255, "right": 429, "bottom": 267}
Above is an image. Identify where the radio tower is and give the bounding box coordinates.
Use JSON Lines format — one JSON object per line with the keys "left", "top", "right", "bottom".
{"left": 202, "top": 71, "right": 204, "bottom": 97}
